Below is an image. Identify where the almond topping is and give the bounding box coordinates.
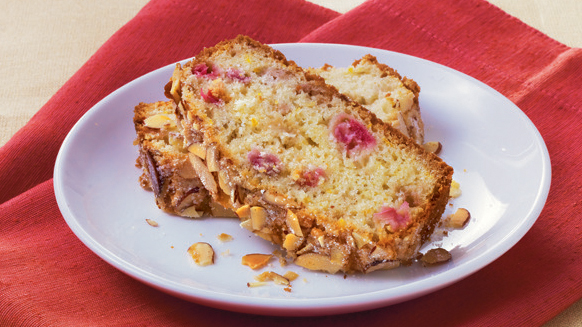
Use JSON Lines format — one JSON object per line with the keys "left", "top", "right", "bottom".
{"left": 286, "top": 210, "right": 303, "bottom": 237}
{"left": 188, "top": 153, "right": 218, "bottom": 195}
{"left": 449, "top": 180, "right": 462, "bottom": 198}
{"left": 235, "top": 204, "right": 251, "bottom": 219}
{"left": 180, "top": 206, "right": 201, "bottom": 218}
{"left": 217, "top": 233, "right": 233, "bottom": 242}
{"left": 423, "top": 141, "right": 442, "bottom": 154}
{"left": 446, "top": 208, "right": 471, "bottom": 228}
{"left": 242, "top": 253, "right": 273, "bottom": 270}
{"left": 294, "top": 253, "right": 343, "bottom": 274}
{"left": 250, "top": 206, "right": 267, "bottom": 230}
{"left": 283, "top": 234, "right": 303, "bottom": 251}
{"left": 143, "top": 114, "right": 176, "bottom": 129}
{"left": 187, "top": 242, "right": 214, "bottom": 266}
{"left": 206, "top": 145, "right": 219, "bottom": 172}
{"left": 254, "top": 271, "right": 289, "bottom": 285}
{"left": 420, "top": 248, "right": 452, "bottom": 266}
{"left": 145, "top": 219, "right": 158, "bottom": 227}
{"left": 169, "top": 63, "right": 182, "bottom": 104}
{"left": 188, "top": 143, "right": 207, "bottom": 159}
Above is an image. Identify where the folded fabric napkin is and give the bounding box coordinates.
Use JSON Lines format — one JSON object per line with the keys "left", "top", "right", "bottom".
{"left": 1, "top": 0, "right": 581, "bottom": 325}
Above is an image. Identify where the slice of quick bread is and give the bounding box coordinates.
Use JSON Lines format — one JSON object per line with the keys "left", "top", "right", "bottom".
{"left": 133, "top": 101, "right": 211, "bottom": 217}
{"left": 135, "top": 59, "right": 424, "bottom": 218}
{"left": 164, "top": 36, "right": 453, "bottom": 273}
{"left": 309, "top": 55, "right": 424, "bottom": 144}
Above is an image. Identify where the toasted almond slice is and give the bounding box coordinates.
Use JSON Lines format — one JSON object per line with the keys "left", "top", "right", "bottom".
{"left": 247, "top": 281, "right": 268, "bottom": 288}
{"left": 188, "top": 143, "right": 207, "bottom": 159}
{"left": 145, "top": 219, "right": 158, "bottom": 227}
{"left": 206, "top": 145, "right": 219, "bottom": 172}
{"left": 286, "top": 210, "right": 303, "bottom": 237}
{"left": 180, "top": 206, "right": 201, "bottom": 218}
{"left": 254, "top": 231, "right": 273, "bottom": 242}
{"left": 187, "top": 242, "right": 214, "bottom": 266}
{"left": 188, "top": 153, "right": 217, "bottom": 195}
{"left": 364, "top": 260, "right": 400, "bottom": 273}
{"left": 242, "top": 253, "right": 273, "bottom": 270}
{"left": 295, "top": 253, "right": 343, "bottom": 274}
{"left": 264, "top": 192, "right": 287, "bottom": 206}
{"left": 169, "top": 63, "right": 182, "bottom": 104}
{"left": 250, "top": 206, "right": 267, "bottom": 230}
{"left": 254, "top": 271, "right": 289, "bottom": 285}
{"left": 144, "top": 114, "right": 176, "bottom": 129}
{"left": 420, "top": 248, "right": 452, "bottom": 266}
{"left": 217, "top": 233, "right": 233, "bottom": 242}
{"left": 351, "top": 232, "right": 369, "bottom": 249}
{"left": 236, "top": 204, "right": 251, "bottom": 219}
{"left": 218, "top": 171, "right": 233, "bottom": 196}
{"left": 239, "top": 219, "right": 253, "bottom": 231}
{"left": 283, "top": 271, "right": 299, "bottom": 281}
{"left": 446, "top": 208, "right": 471, "bottom": 228}
{"left": 423, "top": 141, "right": 442, "bottom": 154}
{"left": 449, "top": 180, "right": 462, "bottom": 198}
{"left": 283, "top": 234, "right": 303, "bottom": 251}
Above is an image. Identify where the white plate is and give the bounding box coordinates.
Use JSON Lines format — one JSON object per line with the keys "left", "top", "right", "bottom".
{"left": 54, "top": 43, "right": 551, "bottom": 316}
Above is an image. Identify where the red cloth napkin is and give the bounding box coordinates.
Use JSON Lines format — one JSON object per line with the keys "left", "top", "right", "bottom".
{"left": 2, "top": 0, "right": 581, "bottom": 325}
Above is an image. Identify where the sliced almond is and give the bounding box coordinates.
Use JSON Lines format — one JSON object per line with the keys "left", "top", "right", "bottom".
{"left": 420, "top": 248, "right": 452, "bottom": 266}
{"left": 217, "top": 233, "right": 233, "bottom": 242}
{"left": 145, "top": 219, "right": 158, "bottom": 227}
{"left": 294, "top": 253, "right": 342, "bottom": 274}
{"left": 446, "top": 208, "right": 471, "bottom": 228}
{"left": 144, "top": 114, "right": 176, "bottom": 129}
{"left": 250, "top": 206, "right": 267, "bottom": 230}
{"left": 255, "top": 271, "right": 289, "bottom": 285}
{"left": 235, "top": 204, "right": 251, "bottom": 219}
{"left": 364, "top": 260, "right": 400, "bottom": 273}
{"left": 188, "top": 143, "right": 207, "bottom": 159}
{"left": 187, "top": 242, "right": 214, "bottom": 266}
{"left": 264, "top": 192, "right": 287, "bottom": 206}
{"left": 254, "top": 231, "right": 273, "bottom": 242}
{"left": 176, "top": 160, "right": 197, "bottom": 179}
{"left": 180, "top": 206, "right": 201, "bottom": 218}
{"left": 188, "top": 153, "right": 217, "bottom": 195}
{"left": 169, "top": 63, "right": 182, "bottom": 104}
{"left": 239, "top": 219, "right": 253, "bottom": 231}
{"left": 242, "top": 253, "right": 273, "bottom": 270}
{"left": 283, "top": 234, "right": 303, "bottom": 251}
{"left": 206, "top": 145, "right": 219, "bottom": 172}
{"left": 285, "top": 210, "right": 303, "bottom": 237}
{"left": 283, "top": 271, "right": 299, "bottom": 281}
{"left": 218, "top": 171, "right": 233, "bottom": 196}
{"left": 423, "top": 141, "right": 442, "bottom": 155}
{"left": 449, "top": 180, "right": 462, "bottom": 198}
{"left": 351, "top": 232, "right": 370, "bottom": 249}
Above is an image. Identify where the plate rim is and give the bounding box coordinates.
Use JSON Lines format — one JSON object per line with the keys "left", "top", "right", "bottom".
{"left": 53, "top": 42, "right": 551, "bottom": 316}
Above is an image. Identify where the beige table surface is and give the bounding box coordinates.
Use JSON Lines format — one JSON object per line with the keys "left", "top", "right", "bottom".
{"left": 1, "top": 0, "right": 581, "bottom": 325}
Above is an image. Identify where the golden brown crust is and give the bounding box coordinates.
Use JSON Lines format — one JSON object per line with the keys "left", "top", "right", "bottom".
{"left": 166, "top": 36, "right": 453, "bottom": 273}
{"left": 133, "top": 101, "right": 211, "bottom": 216}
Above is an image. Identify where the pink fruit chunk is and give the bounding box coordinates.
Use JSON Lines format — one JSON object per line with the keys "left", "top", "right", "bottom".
{"left": 330, "top": 114, "right": 376, "bottom": 155}
{"left": 373, "top": 202, "right": 411, "bottom": 231}
{"left": 298, "top": 167, "right": 326, "bottom": 187}
{"left": 226, "top": 68, "right": 251, "bottom": 83}
{"left": 247, "top": 149, "right": 282, "bottom": 175}
{"left": 192, "top": 63, "right": 220, "bottom": 79}
{"left": 200, "top": 88, "right": 220, "bottom": 104}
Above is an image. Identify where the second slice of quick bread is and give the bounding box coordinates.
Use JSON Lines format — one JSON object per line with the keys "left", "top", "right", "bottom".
{"left": 166, "top": 35, "right": 453, "bottom": 273}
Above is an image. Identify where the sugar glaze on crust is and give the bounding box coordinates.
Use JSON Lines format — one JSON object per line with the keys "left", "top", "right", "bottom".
{"left": 164, "top": 35, "right": 453, "bottom": 273}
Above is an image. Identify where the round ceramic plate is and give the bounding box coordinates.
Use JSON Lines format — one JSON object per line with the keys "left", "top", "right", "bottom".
{"left": 53, "top": 43, "right": 551, "bottom": 316}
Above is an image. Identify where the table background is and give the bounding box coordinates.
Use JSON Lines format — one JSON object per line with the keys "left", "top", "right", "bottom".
{"left": 1, "top": 0, "right": 580, "bottom": 325}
